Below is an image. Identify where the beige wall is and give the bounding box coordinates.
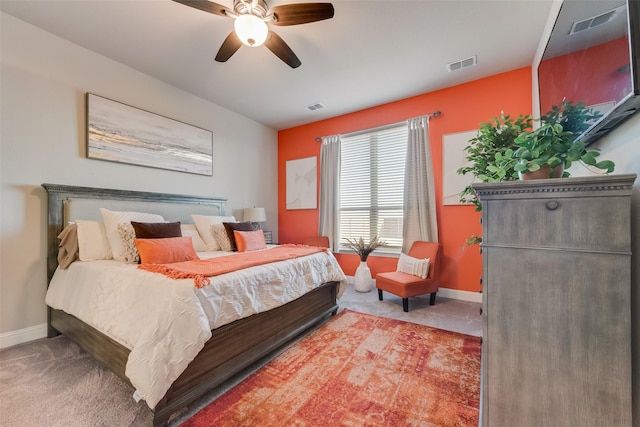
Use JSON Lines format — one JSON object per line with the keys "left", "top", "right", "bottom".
{"left": 566, "top": 113, "right": 640, "bottom": 426}
{"left": 532, "top": 1, "right": 639, "bottom": 422}
{"left": 0, "top": 13, "right": 278, "bottom": 341}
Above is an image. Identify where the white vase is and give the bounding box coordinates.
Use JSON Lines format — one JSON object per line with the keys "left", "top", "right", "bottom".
{"left": 354, "top": 260, "right": 373, "bottom": 292}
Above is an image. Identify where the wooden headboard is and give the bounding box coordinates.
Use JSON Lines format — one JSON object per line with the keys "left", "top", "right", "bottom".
{"left": 42, "top": 183, "right": 227, "bottom": 284}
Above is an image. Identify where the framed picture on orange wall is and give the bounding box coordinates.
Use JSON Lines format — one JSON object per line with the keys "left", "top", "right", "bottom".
{"left": 286, "top": 156, "right": 317, "bottom": 210}
{"left": 442, "top": 130, "right": 478, "bottom": 205}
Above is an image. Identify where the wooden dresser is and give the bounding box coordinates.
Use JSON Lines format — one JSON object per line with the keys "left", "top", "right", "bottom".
{"left": 473, "top": 174, "right": 636, "bottom": 427}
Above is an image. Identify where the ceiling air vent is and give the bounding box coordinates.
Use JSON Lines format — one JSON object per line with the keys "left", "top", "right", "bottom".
{"left": 447, "top": 55, "right": 477, "bottom": 72}
{"left": 306, "top": 102, "right": 325, "bottom": 111}
{"left": 569, "top": 6, "right": 623, "bottom": 34}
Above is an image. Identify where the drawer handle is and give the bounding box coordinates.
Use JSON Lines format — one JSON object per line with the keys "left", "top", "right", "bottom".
{"left": 546, "top": 200, "right": 559, "bottom": 210}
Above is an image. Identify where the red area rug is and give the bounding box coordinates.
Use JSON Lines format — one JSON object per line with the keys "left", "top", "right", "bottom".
{"left": 182, "top": 309, "right": 481, "bottom": 426}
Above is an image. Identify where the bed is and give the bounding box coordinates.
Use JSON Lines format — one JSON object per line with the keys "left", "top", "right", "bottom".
{"left": 43, "top": 183, "right": 346, "bottom": 426}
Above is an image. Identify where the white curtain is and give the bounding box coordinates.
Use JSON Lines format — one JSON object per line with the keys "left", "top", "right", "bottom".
{"left": 403, "top": 116, "right": 438, "bottom": 252}
{"left": 318, "top": 135, "right": 341, "bottom": 251}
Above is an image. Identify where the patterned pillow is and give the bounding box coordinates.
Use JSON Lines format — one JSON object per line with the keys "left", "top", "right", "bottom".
{"left": 396, "top": 253, "right": 430, "bottom": 279}
{"left": 211, "top": 224, "right": 233, "bottom": 251}
{"left": 100, "top": 208, "right": 164, "bottom": 261}
{"left": 191, "top": 214, "right": 237, "bottom": 251}
{"left": 117, "top": 222, "right": 139, "bottom": 263}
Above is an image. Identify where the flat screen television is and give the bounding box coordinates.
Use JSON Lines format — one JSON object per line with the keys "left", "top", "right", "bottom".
{"left": 537, "top": 0, "right": 640, "bottom": 144}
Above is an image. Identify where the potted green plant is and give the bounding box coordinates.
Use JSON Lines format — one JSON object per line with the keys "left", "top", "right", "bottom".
{"left": 456, "top": 102, "right": 614, "bottom": 246}
{"left": 456, "top": 114, "right": 532, "bottom": 245}
{"left": 457, "top": 113, "right": 533, "bottom": 210}
{"left": 513, "top": 101, "right": 615, "bottom": 179}
{"left": 542, "top": 100, "right": 602, "bottom": 135}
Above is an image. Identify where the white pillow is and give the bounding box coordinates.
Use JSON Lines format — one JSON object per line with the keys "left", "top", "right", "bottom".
{"left": 180, "top": 224, "right": 207, "bottom": 252}
{"left": 75, "top": 220, "right": 112, "bottom": 261}
{"left": 100, "top": 208, "right": 165, "bottom": 262}
{"left": 191, "top": 214, "right": 236, "bottom": 251}
{"left": 397, "top": 253, "right": 430, "bottom": 279}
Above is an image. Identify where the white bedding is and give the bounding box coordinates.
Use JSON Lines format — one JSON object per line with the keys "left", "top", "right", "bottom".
{"left": 45, "top": 247, "right": 347, "bottom": 409}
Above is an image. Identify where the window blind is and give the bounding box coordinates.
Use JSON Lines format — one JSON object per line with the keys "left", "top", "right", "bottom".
{"left": 339, "top": 124, "right": 407, "bottom": 252}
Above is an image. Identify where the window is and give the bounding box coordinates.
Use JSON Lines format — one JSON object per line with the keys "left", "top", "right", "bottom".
{"left": 339, "top": 124, "right": 407, "bottom": 253}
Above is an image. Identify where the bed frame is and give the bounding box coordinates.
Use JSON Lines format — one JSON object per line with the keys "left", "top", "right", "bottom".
{"left": 43, "top": 183, "right": 340, "bottom": 426}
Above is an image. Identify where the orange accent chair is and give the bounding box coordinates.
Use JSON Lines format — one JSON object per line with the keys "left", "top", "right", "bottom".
{"left": 303, "top": 236, "right": 330, "bottom": 248}
{"left": 375, "top": 241, "right": 441, "bottom": 312}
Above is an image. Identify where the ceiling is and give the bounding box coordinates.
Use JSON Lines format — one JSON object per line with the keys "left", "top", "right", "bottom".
{"left": 1, "top": 0, "right": 556, "bottom": 130}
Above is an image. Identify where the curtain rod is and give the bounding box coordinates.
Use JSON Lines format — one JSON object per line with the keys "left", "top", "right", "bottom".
{"left": 314, "top": 110, "right": 441, "bottom": 142}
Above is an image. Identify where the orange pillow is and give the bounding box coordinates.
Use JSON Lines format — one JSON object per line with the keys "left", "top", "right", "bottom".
{"left": 135, "top": 236, "right": 199, "bottom": 264}
{"left": 233, "top": 230, "right": 267, "bottom": 252}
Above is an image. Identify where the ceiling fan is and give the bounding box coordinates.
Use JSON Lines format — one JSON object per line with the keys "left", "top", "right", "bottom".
{"left": 173, "top": 0, "right": 335, "bottom": 68}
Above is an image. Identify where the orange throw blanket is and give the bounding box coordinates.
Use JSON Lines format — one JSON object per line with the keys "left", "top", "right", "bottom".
{"left": 139, "top": 244, "right": 327, "bottom": 288}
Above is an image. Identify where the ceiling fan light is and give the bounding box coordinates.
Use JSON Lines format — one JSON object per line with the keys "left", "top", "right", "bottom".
{"left": 234, "top": 14, "right": 268, "bottom": 47}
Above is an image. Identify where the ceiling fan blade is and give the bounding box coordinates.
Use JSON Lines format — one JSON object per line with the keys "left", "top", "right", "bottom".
{"left": 215, "top": 32, "right": 243, "bottom": 62}
{"left": 270, "top": 3, "right": 334, "bottom": 26}
{"left": 172, "top": 0, "right": 233, "bottom": 17}
{"left": 264, "top": 31, "right": 301, "bottom": 68}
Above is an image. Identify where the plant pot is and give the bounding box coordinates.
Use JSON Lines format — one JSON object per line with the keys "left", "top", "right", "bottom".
{"left": 354, "top": 260, "right": 373, "bottom": 292}
{"left": 519, "top": 164, "right": 564, "bottom": 180}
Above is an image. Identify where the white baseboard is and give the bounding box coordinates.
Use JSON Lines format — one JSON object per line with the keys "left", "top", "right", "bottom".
{"left": 0, "top": 323, "right": 48, "bottom": 349}
{"left": 350, "top": 277, "right": 482, "bottom": 303}
{"left": 437, "top": 287, "right": 482, "bottom": 303}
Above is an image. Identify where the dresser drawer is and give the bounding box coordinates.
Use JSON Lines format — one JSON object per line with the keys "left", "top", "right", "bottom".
{"left": 483, "top": 195, "right": 630, "bottom": 252}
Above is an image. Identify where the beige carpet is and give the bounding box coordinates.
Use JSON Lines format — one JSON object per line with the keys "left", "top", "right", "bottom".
{"left": 0, "top": 333, "right": 151, "bottom": 426}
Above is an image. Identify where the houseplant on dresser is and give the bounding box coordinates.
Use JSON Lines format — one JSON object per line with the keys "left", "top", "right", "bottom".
{"left": 459, "top": 101, "right": 615, "bottom": 185}
{"left": 457, "top": 112, "right": 533, "bottom": 210}
{"left": 344, "top": 236, "right": 385, "bottom": 292}
{"left": 512, "top": 101, "right": 614, "bottom": 179}
{"left": 458, "top": 102, "right": 615, "bottom": 244}
{"left": 509, "top": 101, "right": 614, "bottom": 179}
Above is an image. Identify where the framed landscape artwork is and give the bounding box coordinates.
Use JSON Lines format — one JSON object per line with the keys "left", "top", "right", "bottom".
{"left": 86, "top": 93, "right": 213, "bottom": 176}
{"left": 286, "top": 156, "right": 317, "bottom": 210}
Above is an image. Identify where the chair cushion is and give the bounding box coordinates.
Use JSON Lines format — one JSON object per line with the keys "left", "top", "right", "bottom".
{"left": 377, "top": 271, "right": 427, "bottom": 285}
{"left": 376, "top": 271, "right": 439, "bottom": 298}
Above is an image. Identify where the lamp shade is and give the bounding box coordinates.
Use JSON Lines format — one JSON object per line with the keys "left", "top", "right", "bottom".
{"left": 234, "top": 14, "right": 268, "bottom": 47}
{"left": 244, "top": 207, "right": 267, "bottom": 222}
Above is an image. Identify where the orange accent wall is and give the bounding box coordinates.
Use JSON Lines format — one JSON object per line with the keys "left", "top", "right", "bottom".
{"left": 278, "top": 67, "right": 533, "bottom": 293}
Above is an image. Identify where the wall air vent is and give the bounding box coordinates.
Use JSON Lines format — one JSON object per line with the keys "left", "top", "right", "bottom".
{"left": 569, "top": 6, "right": 624, "bottom": 34}
{"left": 306, "top": 102, "right": 325, "bottom": 111}
{"left": 447, "top": 55, "right": 477, "bottom": 72}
